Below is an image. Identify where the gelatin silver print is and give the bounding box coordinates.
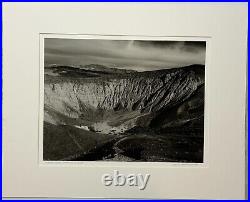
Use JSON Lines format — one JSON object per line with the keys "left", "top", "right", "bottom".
{"left": 43, "top": 38, "right": 206, "bottom": 162}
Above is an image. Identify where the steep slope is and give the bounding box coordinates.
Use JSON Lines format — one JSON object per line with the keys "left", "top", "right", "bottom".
{"left": 44, "top": 65, "right": 204, "bottom": 132}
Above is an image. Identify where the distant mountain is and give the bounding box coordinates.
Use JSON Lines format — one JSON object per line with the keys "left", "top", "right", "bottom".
{"left": 81, "top": 64, "right": 136, "bottom": 74}
{"left": 45, "top": 64, "right": 137, "bottom": 78}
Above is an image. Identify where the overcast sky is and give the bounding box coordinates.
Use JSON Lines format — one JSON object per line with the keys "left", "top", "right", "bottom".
{"left": 44, "top": 38, "right": 206, "bottom": 71}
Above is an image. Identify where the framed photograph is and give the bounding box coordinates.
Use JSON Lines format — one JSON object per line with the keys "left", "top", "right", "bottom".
{"left": 2, "top": 3, "right": 247, "bottom": 199}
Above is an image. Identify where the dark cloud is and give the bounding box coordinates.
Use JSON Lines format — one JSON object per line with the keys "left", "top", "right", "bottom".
{"left": 44, "top": 38, "right": 206, "bottom": 71}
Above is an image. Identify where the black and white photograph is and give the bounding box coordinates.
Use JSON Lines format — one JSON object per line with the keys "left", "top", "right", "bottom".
{"left": 43, "top": 38, "right": 206, "bottom": 163}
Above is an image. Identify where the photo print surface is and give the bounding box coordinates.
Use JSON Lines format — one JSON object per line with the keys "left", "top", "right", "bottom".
{"left": 43, "top": 38, "right": 206, "bottom": 162}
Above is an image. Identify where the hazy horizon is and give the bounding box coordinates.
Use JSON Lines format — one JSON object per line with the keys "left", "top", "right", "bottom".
{"left": 44, "top": 38, "right": 206, "bottom": 72}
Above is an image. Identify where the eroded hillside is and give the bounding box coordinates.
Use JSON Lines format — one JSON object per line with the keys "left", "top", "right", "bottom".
{"left": 43, "top": 64, "right": 205, "bottom": 162}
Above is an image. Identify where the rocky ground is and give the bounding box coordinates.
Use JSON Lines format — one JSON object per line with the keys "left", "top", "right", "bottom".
{"left": 43, "top": 64, "right": 205, "bottom": 162}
